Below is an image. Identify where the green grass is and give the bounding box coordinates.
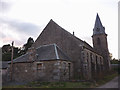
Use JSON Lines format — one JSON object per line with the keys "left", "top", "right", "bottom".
{"left": 24, "top": 81, "right": 94, "bottom": 88}
{"left": 3, "top": 81, "right": 94, "bottom": 88}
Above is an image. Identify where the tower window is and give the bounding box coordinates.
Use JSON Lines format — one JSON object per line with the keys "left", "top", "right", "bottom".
{"left": 96, "top": 28, "right": 100, "bottom": 32}
{"left": 97, "top": 38, "right": 101, "bottom": 45}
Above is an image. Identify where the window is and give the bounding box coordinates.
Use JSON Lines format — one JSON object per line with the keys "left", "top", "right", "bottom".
{"left": 96, "top": 55, "right": 98, "bottom": 64}
{"left": 100, "top": 57, "right": 101, "bottom": 64}
{"left": 37, "top": 63, "right": 43, "bottom": 70}
{"left": 97, "top": 38, "right": 101, "bottom": 45}
{"left": 63, "top": 62, "right": 66, "bottom": 69}
{"left": 68, "top": 63, "right": 71, "bottom": 80}
{"left": 87, "top": 52, "right": 89, "bottom": 63}
{"left": 90, "top": 53, "right": 92, "bottom": 62}
{"left": 96, "top": 28, "right": 100, "bottom": 32}
{"left": 81, "top": 51, "right": 85, "bottom": 59}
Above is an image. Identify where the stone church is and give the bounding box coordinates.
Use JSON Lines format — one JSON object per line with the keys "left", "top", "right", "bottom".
{"left": 6, "top": 14, "right": 111, "bottom": 82}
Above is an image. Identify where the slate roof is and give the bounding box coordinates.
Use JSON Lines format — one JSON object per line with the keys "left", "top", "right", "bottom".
{"left": 8, "top": 53, "right": 30, "bottom": 64}
{"left": 93, "top": 13, "right": 106, "bottom": 35}
{"left": 8, "top": 44, "right": 70, "bottom": 63}
{"left": 47, "top": 19, "right": 100, "bottom": 54}
{"left": 2, "top": 61, "right": 9, "bottom": 69}
{"left": 33, "top": 19, "right": 102, "bottom": 56}
{"left": 10, "top": 18, "right": 103, "bottom": 64}
{"left": 36, "top": 44, "right": 70, "bottom": 61}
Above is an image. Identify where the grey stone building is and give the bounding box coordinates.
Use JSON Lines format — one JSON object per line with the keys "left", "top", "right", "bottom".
{"left": 5, "top": 14, "right": 110, "bottom": 82}
{"left": 31, "top": 14, "right": 110, "bottom": 80}
{"left": 7, "top": 44, "right": 73, "bottom": 82}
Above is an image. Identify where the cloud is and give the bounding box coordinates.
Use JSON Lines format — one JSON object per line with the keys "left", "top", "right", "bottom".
{"left": 0, "top": 18, "right": 41, "bottom": 36}
{"left": 0, "top": 0, "right": 12, "bottom": 12}
{"left": 0, "top": 18, "right": 41, "bottom": 47}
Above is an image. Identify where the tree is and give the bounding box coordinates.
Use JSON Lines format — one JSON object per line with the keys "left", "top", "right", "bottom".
{"left": 2, "top": 37, "right": 34, "bottom": 61}
{"left": 2, "top": 44, "right": 11, "bottom": 54}
{"left": 20, "top": 37, "right": 34, "bottom": 54}
{"left": 2, "top": 45, "right": 21, "bottom": 61}
{"left": 110, "top": 58, "right": 119, "bottom": 64}
{"left": 109, "top": 53, "right": 113, "bottom": 60}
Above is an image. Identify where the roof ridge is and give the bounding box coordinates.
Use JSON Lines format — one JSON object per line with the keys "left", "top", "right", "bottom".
{"left": 36, "top": 43, "right": 55, "bottom": 50}
{"left": 54, "top": 44, "right": 59, "bottom": 59}
{"left": 55, "top": 45, "right": 70, "bottom": 60}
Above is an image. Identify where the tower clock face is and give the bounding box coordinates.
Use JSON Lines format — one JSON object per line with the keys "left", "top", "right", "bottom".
{"left": 96, "top": 28, "right": 100, "bottom": 32}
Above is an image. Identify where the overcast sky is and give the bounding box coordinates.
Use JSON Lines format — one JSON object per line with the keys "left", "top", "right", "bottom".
{"left": 0, "top": 0, "right": 118, "bottom": 59}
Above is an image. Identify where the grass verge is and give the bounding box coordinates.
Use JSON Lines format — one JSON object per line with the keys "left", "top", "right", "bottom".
{"left": 3, "top": 71, "right": 118, "bottom": 88}
{"left": 94, "top": 71, "right": 118, "bottom": 87}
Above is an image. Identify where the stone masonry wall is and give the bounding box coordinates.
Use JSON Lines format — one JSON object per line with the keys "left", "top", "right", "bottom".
{"left": 7, "top": 60, "right": 73, "bottom": 82}
{"left": 81, "top": 48, "right": 104, "bottom": 80}
{"left": 35, "top": 60, "right": 73, "bottom": 81}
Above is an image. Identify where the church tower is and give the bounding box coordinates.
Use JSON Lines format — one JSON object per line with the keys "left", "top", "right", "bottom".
{"left": 92, "top": 14, "right": 111, "bottom": 70}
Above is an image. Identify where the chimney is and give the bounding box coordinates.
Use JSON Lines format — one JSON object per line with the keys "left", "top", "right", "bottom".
{"left": 73, "top": 31, "right": 74, "bottom": 36}
{"left": 28, "top": 47, "right": 36, "bottom": 61}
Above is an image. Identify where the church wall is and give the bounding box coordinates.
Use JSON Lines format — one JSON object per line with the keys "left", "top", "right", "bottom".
{"left": 81, "top": 48, "right": 104, "bottom": 80}
{"left": 32, "top": 24, "right": 83, "bottom": 79}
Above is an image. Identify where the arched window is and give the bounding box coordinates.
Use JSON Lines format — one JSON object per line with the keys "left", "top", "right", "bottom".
{"left": 97, "top": 37, "right": 101, "bottom": 45}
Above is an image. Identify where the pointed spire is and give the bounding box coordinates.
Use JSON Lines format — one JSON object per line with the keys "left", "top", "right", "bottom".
{"left": 93, "top": 13, "right": 106, "bottom": 35}
{"left": 95, "top": 13, "right": 103, "bottom": 28}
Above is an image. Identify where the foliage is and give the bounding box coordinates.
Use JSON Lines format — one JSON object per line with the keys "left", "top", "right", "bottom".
{"left": 2, "top": 44, "right": 11, "bottom": 54}
{"left": 21, "top": 37, "right": 34, "bottom": 54}
{"left": 2, "top": 37, "right": 34, "bottom": 61}
{"left": 110, "top": 59, "right": 119, "bottom": 64}
{"left": 2, "top": 45, "right": 21, "bottom": 61}
{"left": 2, "top": 51, "right": 11, "bottom": 61}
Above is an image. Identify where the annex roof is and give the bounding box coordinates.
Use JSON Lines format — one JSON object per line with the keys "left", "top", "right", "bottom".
{"left": 36, "top": 44, "right": 70, "bottom": 61}
{"left": 8, "top": 44, "right": 70, "bottom": 63}
{"left": 2, "top": 61, "right": 9, "bottom": 69}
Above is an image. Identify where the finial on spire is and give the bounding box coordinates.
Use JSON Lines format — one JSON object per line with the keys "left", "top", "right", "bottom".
{"left": 97, "top": 13, "right": 99, "bottom": 16}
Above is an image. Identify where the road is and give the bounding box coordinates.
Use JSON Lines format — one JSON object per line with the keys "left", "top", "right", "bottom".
{"left": 97, "top": 76, "right": 119, "bottom": 88}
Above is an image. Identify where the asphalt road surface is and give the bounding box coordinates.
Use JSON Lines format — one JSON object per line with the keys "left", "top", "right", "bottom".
{"left": 97, "top": 76, "right": 119, "bottom": 88}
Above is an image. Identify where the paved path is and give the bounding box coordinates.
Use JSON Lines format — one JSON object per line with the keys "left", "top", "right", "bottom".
{"left": 97, "top": 76, "right": 119, "bottom": 88}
